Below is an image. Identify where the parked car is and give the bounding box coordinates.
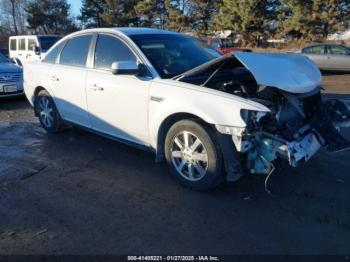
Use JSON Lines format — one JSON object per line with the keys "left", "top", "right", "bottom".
{"left": 207, "top": 38, "right": 251, "bottom": 55}
{"left": 298, "top": 44, "right": 350, "bottom": 71}
{"left": 9, "top": 35, "right": 61, "bottom": 65}
{"left": 0, "top": 52, "right": 23, "bottom": 98}
{"left": 24, "top": 28, "right": 350, "bottom": 191}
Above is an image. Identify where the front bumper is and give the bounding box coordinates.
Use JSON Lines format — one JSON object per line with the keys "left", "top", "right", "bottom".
{"left": 0, "top": 81, "right": 24, "bottom": 98}
{"left": 245, "top": 129, "right": 322, "bottom": 174}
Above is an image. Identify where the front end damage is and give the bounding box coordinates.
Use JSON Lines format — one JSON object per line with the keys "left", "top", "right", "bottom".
{"left": 176, "top": 52, "right": 350, "bottom": 176}
{"left": 236, "top": 92, "right": 350, "bottom": 175}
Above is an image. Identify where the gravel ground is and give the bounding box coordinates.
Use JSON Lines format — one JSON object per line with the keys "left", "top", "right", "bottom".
{"left": 0, "top": 73, "right": 349, "bottom": 255}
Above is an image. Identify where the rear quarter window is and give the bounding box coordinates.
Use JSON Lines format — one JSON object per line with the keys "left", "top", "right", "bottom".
{"left": 43, "top": 41, "right": 66, "bottom": 64}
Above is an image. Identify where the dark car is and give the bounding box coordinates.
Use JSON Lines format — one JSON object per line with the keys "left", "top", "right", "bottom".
{"left": 207, "top": 38, "right": 251, "bottom": 55}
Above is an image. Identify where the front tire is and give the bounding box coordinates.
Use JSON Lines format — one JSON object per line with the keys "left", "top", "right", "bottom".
{"left": 35, "top": 90, "right": 62, "bottom": 133}
{"left": 165, "top": 120, "right": 223, "bottom": 191}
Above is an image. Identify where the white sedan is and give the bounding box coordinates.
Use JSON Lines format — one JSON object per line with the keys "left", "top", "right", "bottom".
{"left": 24, "top": 28, "right": 350, "bottom": 191}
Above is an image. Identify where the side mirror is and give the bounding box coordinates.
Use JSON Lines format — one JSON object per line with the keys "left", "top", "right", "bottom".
{"left": 111, "top": 61, "right": 140, "bottom": 75}
{"left": 34, "top": 46, "right": 40, "bottom": 55}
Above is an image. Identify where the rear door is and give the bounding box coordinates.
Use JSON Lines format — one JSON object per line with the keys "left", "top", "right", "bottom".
{"left": 326, "top": 45, "right": 350, "bottom": 71}
{"left": 48, "top": 34, "right": 93, "bottom": 127}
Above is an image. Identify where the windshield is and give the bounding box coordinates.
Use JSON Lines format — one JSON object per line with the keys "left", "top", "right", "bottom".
{"left": 39, "top": 36, "right": 62, "bottom": 52}
{"left": 0, "top": 53, "right": 9, "bottom": 63}
{"left": 130, "top": 34, "right": 221, "bottom": 78}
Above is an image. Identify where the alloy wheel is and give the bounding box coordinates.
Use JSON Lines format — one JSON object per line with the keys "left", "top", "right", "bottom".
{"left": 170, "top": 131, "right": 208, "bottom": 181}
{"left": 38, "top": 96, "right": 54, "bottom": 128}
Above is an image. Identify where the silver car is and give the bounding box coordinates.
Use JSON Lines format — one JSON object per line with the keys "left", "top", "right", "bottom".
{"left": 0, "top": 52, "right": 23, "bottom": 98}
{"left": 299, "top": 44, "right": 350, "bottom": 71}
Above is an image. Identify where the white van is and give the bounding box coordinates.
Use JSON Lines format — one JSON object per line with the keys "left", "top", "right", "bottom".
{"left": 9, "top": 35, "right": 61, "bottom": 65}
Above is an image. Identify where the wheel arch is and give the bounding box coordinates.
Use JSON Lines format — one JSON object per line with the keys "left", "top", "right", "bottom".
{"left": 154, "top": 112, "right": 244, "bottom": 183}
{"left": 33, "top": 86, "right": 57, "bottom": 117}
{"left": 155, "top": 112, "right": 213, "bottom": 162}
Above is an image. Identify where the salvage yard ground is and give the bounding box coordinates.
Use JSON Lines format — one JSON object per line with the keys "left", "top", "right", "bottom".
{"left": 0, "top": 73, "right": 349, "bottom": 255}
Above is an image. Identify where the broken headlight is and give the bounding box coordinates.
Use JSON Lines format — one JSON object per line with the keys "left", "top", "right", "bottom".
{"left": 240, "top": 109, "right": 269, "bottom": 130}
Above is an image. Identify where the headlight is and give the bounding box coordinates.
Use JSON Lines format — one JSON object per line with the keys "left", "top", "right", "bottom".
{"left": 240, "top": 109, "right": 268, "bottom": 124}
{"left": 215, "top": 125, "right": 245, "bottom": 135}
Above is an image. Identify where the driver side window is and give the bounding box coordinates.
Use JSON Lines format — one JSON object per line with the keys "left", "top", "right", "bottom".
{"left": 94, "top": 34, "right": 136, "bottom": 70}
{"left": 328, "top": 45, "right": 349, "bottom": 55}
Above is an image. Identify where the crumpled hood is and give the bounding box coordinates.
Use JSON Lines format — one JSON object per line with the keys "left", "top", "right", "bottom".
{"left": 234, "top": 52, "right": 322, "bottom": 93}
{"left": 176, "top": 52, "right": 322, "bottom": 94}
{"left": 0, "top": 63, "right": 22, "bottom": 73}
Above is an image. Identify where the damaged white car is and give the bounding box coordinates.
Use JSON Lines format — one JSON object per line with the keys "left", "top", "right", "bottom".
{"left": 24, "top": 28, "right": 350, "bottom": 191}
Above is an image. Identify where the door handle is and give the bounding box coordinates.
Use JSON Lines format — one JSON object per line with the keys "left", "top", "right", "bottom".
{"left": 90, "top": 84, "right": 104, "bottom": 91}
{"left": 50, "top": 75, "right": 59, "bottom": 82}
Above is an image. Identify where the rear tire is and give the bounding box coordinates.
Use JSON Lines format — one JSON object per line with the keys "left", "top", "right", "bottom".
{"left": 35, "top": 90, "right": 63, "bottom": 133}
{"left": 165, "top": 120, "right": 223, "bottom": 191}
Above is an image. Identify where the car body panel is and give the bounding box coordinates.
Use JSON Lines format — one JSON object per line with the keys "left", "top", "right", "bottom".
{"left": 234, "top": 52, "right": 322, "bottom": 93}
{"left": 23, "top": 61, "right": 52, "bottom": 104}
{"left": 148, "top": 79, "right": 270, "bottom": 149}
{"left": 86, "top": 69, "right": 152, "bottom": 145}
{"left": 48, "top": 64, "right": 91, "bottom": 127}
{"left": 176, "top": 53, "right": 322, "bottom": 94}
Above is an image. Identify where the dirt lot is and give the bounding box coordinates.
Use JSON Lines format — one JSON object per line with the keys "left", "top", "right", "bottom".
{"left": 0, "top": 73, "right": 350, "bottom": 255}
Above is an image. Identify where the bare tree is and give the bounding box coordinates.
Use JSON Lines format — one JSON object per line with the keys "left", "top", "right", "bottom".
{"left": 0, "top": 0, "right": 28, "bottom": 35}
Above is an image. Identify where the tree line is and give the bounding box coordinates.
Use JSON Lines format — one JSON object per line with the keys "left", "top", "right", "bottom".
{"left": 1, "top": 0, "right": 350, "bottom": 48}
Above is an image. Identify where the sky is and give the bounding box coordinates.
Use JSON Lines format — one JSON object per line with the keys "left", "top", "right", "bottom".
{"left": 68, "top": 0, "right": 83, "bottom": 16}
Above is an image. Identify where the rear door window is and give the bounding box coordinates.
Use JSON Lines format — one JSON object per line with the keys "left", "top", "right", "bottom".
{"left": 59, "top": 35, "right": 92, "bottom": 67}
{"left": 43, "top": 41, "right": 66, "bottom": 64}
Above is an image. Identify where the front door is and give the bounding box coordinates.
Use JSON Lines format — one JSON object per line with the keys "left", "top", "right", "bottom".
{"left": 86, "top": 34, "right": 151, "bottom": 145}
{"left": 326, "top": 45, "right": 350, "bottom": 71}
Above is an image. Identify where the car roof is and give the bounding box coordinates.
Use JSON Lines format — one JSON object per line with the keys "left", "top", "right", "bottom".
{"left": 116, "top": 27, "right": 178, "bottom": 36}
{"left": 69, "top": 27, "right": 179, "bottom": 38}
{"left": 303, "top": 43, "right": 348, "bottom": 48}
